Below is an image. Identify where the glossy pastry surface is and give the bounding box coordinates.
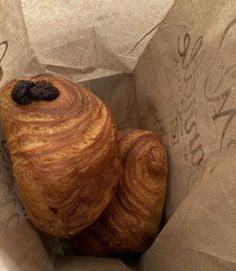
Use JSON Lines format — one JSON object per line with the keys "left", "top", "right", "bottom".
{"left": 0, "top": 74, "right": 120, "bottom": 237}
{"left": 73, "top": 129, "right": 168, "bottom": 256}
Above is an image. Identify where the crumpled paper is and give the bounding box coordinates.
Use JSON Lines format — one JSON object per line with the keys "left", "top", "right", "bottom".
{"left": 20, "top": 0, "right": 174, "bottom": 80}
{"left": 135, "top": 0, "right": 236, "bottom": 269}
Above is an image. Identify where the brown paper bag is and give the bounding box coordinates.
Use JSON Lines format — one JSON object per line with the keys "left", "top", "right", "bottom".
{"left": 135, "top": 0, "right": 236, "bottom": 269}
{"left": 135, "top": 0, "right": 236, "bottom": 219}
{"left": 140, "top": 150, "right": 236, "bottom": 271}
{"left": 1, "top": 0, "right": 235, "bottom": 270}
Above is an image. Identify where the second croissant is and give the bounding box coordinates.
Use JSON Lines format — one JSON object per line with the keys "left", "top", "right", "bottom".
{"left": 73, "top": 129, "right": 168, "bottom": 256}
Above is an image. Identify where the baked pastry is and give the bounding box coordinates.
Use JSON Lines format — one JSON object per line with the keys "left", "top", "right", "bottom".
{"left": 0, "top": 74, "right": 120, "bottom": 237}
{"left": 73, "top": 129, "right": 168, "bottom": 256}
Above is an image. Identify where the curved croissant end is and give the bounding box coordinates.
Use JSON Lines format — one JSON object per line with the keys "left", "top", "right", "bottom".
{"left": 73, "top": 129, "right": 167, "bottom": 256}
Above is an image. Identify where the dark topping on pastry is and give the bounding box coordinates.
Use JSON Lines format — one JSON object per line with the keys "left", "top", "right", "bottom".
{"left": 11, "top": 80, "right": 60, "bottom": 105}
{"left": 11, "top": 80, "right": 34, "bottom": 105}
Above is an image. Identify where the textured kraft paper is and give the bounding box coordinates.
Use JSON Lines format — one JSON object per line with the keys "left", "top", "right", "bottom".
{"left": 0, "top": 0, "right": 174, "bottom": 270}
{"left": 140, "top": 151, "right": 236, "bottom": 271}
{"left": 135, "top": 0, "right": 236, "bottom": 269}
{"left": 20, "top": 0, "right": 174, "bottom": 81}
{"left": 135, "top": 0, "right": 236, "bottom": 219}
{"left": 1, "top": 0, "right": 235, "bottom": 270}
{"left": 0, "top": 1, "right": 52, "bottom": 270}
{"left": 55, "top": 256, "right": 128, "bottom": 271}
{"left": 1, "top": 0, "right": 236, "bottom": 270}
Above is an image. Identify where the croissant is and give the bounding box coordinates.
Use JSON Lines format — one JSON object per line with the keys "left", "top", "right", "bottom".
{"left": 73, "top": 129, "right": 168, "bottom": 256}
{"left": 0, "top": 74, "right": 120, "bottom": 237}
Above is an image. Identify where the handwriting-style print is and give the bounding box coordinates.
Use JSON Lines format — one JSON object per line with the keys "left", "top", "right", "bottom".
{"left": 0, "top": 40, "right": 8, "bottom": 82}
{"left": 177, "top": 33, "right": 205, "bottom": 167}
{"left": 204, "top": 19, "right": 236, "bottom": 150}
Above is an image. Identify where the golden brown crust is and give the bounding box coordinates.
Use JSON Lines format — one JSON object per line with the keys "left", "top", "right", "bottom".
{"left": 73, "top": 129, "right": 168, "bottom": 256}
{"left": 0, "top": 74, "right": 120, "bottom": 237}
